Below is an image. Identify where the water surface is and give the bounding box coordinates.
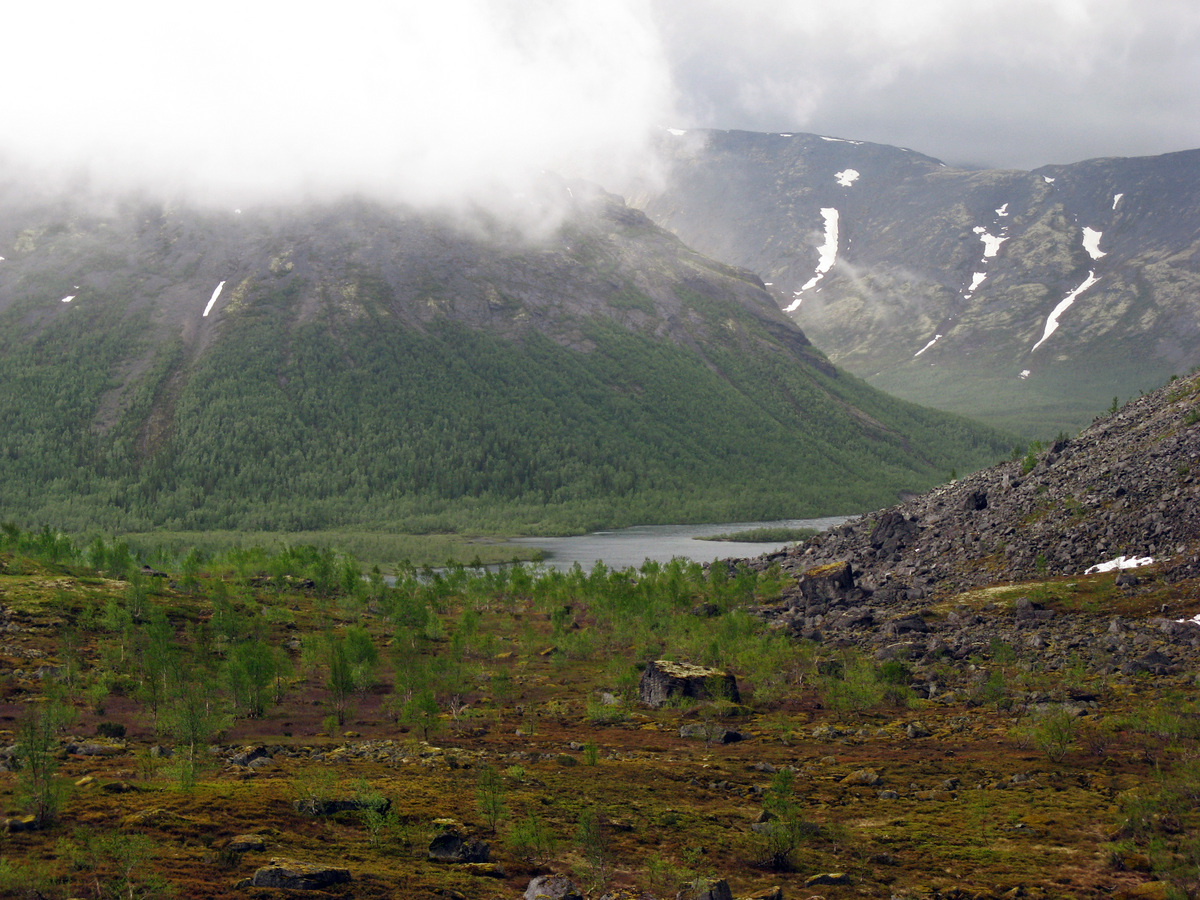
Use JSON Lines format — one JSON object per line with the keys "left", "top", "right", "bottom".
{"left": 510, "top": 516, "right": 852, "bottom": 571}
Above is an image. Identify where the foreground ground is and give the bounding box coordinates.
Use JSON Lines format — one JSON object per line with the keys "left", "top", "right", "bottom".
{"left": 0, "top": 527, "right": 1197, "bottom": 900}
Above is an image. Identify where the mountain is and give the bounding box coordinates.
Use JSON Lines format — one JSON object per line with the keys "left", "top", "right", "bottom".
{"left": 0, "top": 181, "right": 1010, "bottom": 536}
{"left": 735, "top": 364, "right": 1200, "bottom": 691}
{"left": 749, "top": 366, "right": 1200, "bottom": 595}
{"left": 632, "top": 129, "right": 1200, "bottom": 437}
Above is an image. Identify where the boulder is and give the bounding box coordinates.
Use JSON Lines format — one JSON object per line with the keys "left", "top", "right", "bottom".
{"left": 293, "top": 796, "right": 390, "bottom": 817}
{"left": 678, "top": 723, "right": 744, "bottom": 744}
{"left": 230, "top": 745, "right": 270, "bottom": 767}
{"left": 428, "top": 830, "right": 490, "bottom": 863}
{"left": 692, "top": 879, "right": 733, "bottom": 900}
{"left": 249, "top": 858, "right": 350, "bottom": 890}
{"left": 525, "top": 874, "right": 584, "bottom": 900}
{"left": 962, "top": 490, "right": 989, "bottom": 511}
{"left": 638, "top": 660, "right": 740, "bottom": 708}
{"left": 805, "top": 872, "right": 850, "bottom": 886}
{"left": 869, "top": 512, "right": 919, "bottom": 553}
{"left": 227, "top": 834, "right": 266, "bottom": 853}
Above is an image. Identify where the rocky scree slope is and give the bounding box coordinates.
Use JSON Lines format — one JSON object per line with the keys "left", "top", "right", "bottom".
{"left": 737, "top": 370, "right": 1200, "bottom": 681}
{"left": 634, "top": 130, "right": 1200, "bottom": 436}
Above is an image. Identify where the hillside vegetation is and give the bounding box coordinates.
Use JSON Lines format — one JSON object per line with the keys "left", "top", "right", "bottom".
{"left": 0, "top": 188, "right": 1011, "bottom": 538}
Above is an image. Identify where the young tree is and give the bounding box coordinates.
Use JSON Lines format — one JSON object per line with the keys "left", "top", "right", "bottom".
{"left": 226, "top": 640, "right": 285, "bottom": 718}
{"left": 163, "top": 675, "right": 228, "bottom": 790}
{"left": 476, "top": 764, "right": 506, "bottom": 833}
{"left": 323, "top": 627, "right": 379, "bottom": 726}
{"left": 14, "top": 699, "right": 75, "bottom": 827}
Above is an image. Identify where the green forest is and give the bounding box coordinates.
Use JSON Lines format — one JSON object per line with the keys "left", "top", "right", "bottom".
{"left": 0, "top": 273, "right": 1011, "bottom": 538}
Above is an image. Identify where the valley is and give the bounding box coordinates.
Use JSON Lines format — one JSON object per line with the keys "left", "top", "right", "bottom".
{"left": 0, "top": 365, "right": 1198, "bottom": 899}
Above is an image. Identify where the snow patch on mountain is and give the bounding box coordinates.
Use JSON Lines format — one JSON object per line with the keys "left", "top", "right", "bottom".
{"left": 914, "top": 334, "right": 942, "bottom": 357}
{"left": 834, "top": 169, "right": 860, "bottom": 187}
{"left": 203, "top": 281, "right": 226, "bottom": 317}
{"left": 996, "top": 203, "right": 1009, "bottom": 217}
{"left": 1112, "top": 193, "right": 1124, "bottom": 210}
{"left": 973, "top": 227, "right": 1007, "bottom": 259}
{"left": 1043, "top": 176, "right": 1056, "bottom": 184}
{"left": 1019, "top": 370, "right": 1031, "bottom": 380}
{"left": 966, "top": 272, "right": 987, "bottom": 296}
{"left": 785, "top": 208, "right": 839, "bottom": 312}
{"left": 1031, "top": 271, "right": 1100, "bottom": 353}
{"left": 60, "top": 295, "right": 75, "bottom": 304}
{"left": 1082, "top": 227, "right": 1106, "bottom": 260}
{"left": 1085, "top": 555, "right": 1153, "bottom": 574}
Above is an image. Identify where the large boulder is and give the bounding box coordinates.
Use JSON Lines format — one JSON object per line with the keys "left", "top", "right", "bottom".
{"left": 638, "top": 660, "right": 740, "bottom": 708}
{"left": 869, "top": 511, "right": 920, "bottom": 554}
{"left": 249, "top": 858, "right": 350, "bottom": 890}
{"left": 428, "top": 830, "right": 490, "bottom": 863}
{"left": 525, "top": 874, "right": 584, "bottom": 900}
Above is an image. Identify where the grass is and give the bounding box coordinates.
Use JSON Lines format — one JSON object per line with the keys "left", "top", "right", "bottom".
{"left": 0, "top": 536, "right": 1197, "bottom": 898}
{"left": 118, "top": 529, "right": 543, "bottom": 570}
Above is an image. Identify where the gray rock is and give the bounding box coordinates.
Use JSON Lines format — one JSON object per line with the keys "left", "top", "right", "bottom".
{"left": 249, "top": 858, "right": 350, "bottom": 890}
{"left": 905, "top": 722, "right": 932, "bottom": 738}
{"left": 525, "top": 874, "right": 584, "bottom": 900}
{"left": 638, "top": 660, "right": 740, "bottom": 708}
{"left": 679, "top": 723, "right": 743, "bottom": 744}
{"left": 692, "top": 878, "right": 734, "bottom": 900}
{"left": 428, "top": 830, "right": 490, "bottom": 863}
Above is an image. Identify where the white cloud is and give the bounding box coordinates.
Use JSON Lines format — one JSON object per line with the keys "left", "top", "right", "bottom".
{"left": 651, "top": 0, "right": 1200, "bottom": 168}
{"left": 1, "top": 1, "right": 676, "bottom": 209}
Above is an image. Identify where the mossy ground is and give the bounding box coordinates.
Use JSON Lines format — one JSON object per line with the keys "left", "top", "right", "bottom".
{"left": 0, "top": 547, "right": 1197, "bottom": 899}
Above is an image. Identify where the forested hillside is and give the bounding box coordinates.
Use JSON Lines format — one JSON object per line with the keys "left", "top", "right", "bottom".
{"left": 0, "top": 184, "right": 1011, "bottom": 535}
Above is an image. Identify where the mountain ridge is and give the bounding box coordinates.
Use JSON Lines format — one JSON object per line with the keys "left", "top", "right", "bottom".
{"left": 632, "top": 130, "right": 1200, "bottom": 437}
{"left": 0, "top": 183, "right": 1010, "bottom": 536}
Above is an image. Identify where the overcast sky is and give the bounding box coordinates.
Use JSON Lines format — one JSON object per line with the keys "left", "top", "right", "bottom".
{"left": 2, "top": 1, "right": 1197, "bottom": 206}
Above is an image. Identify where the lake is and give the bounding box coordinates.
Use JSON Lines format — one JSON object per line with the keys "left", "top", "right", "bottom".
{"left": 509, "top": 516, "right": 852, "bottom": 571}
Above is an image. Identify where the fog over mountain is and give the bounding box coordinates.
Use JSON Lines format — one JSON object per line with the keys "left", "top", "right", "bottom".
{"left": 4, "top": 0, "right": 1199, "bottom": 217}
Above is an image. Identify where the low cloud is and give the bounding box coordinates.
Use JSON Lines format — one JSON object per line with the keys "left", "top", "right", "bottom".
{"left": 4, "top": 0, "right": 1196, "bottom": 218}
{"left": 652, "top": 0, "right": 1200, "bottom": 169}
{"left": 1, "top": 1, "right": 676, "bottom": 212}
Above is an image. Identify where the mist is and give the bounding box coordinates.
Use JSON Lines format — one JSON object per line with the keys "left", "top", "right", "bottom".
{"left": 5, "top": 0, "right": 1198, "bottom": 223}
{"left": 1, "top": 1, "right": 676, "bottom": 215}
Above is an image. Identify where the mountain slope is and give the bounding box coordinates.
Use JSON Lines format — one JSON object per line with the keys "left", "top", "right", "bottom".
{"left": 750, "top": 367, "right": 1200, "bottom": 603}
{"left": 0, "top": 183, "right": 1011, "bottom": 535}
{"left": 634, "top": 130, "right": 1200, "bottom": 437}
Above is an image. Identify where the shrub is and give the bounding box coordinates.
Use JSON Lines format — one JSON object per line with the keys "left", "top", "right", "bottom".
{"left": 756, "top": 768, "right": 819, "bottom": 871}
{"left": 1032, "top": 708, "right": 1077, "bottom": 762}
{"left": 507, "top": 812, "right": 556, "bottom": 863}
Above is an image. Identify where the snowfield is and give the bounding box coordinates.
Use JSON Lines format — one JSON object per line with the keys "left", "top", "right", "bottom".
{"left": 1032, "top": 271, "right": 1099, "bottom": 353}
{"left": 1085, "top": 555, "right": 1154, "bottom": 574}
{"left": 203, "top": 281, "right": 226, "bottom": 317}
{"left": 785, "top": 208, "right": 839, "bottom": 311}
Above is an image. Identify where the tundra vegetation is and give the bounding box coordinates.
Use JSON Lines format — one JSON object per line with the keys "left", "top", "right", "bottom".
{"left": 0, "top": 524, "right": 1196, "bottom": 899}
